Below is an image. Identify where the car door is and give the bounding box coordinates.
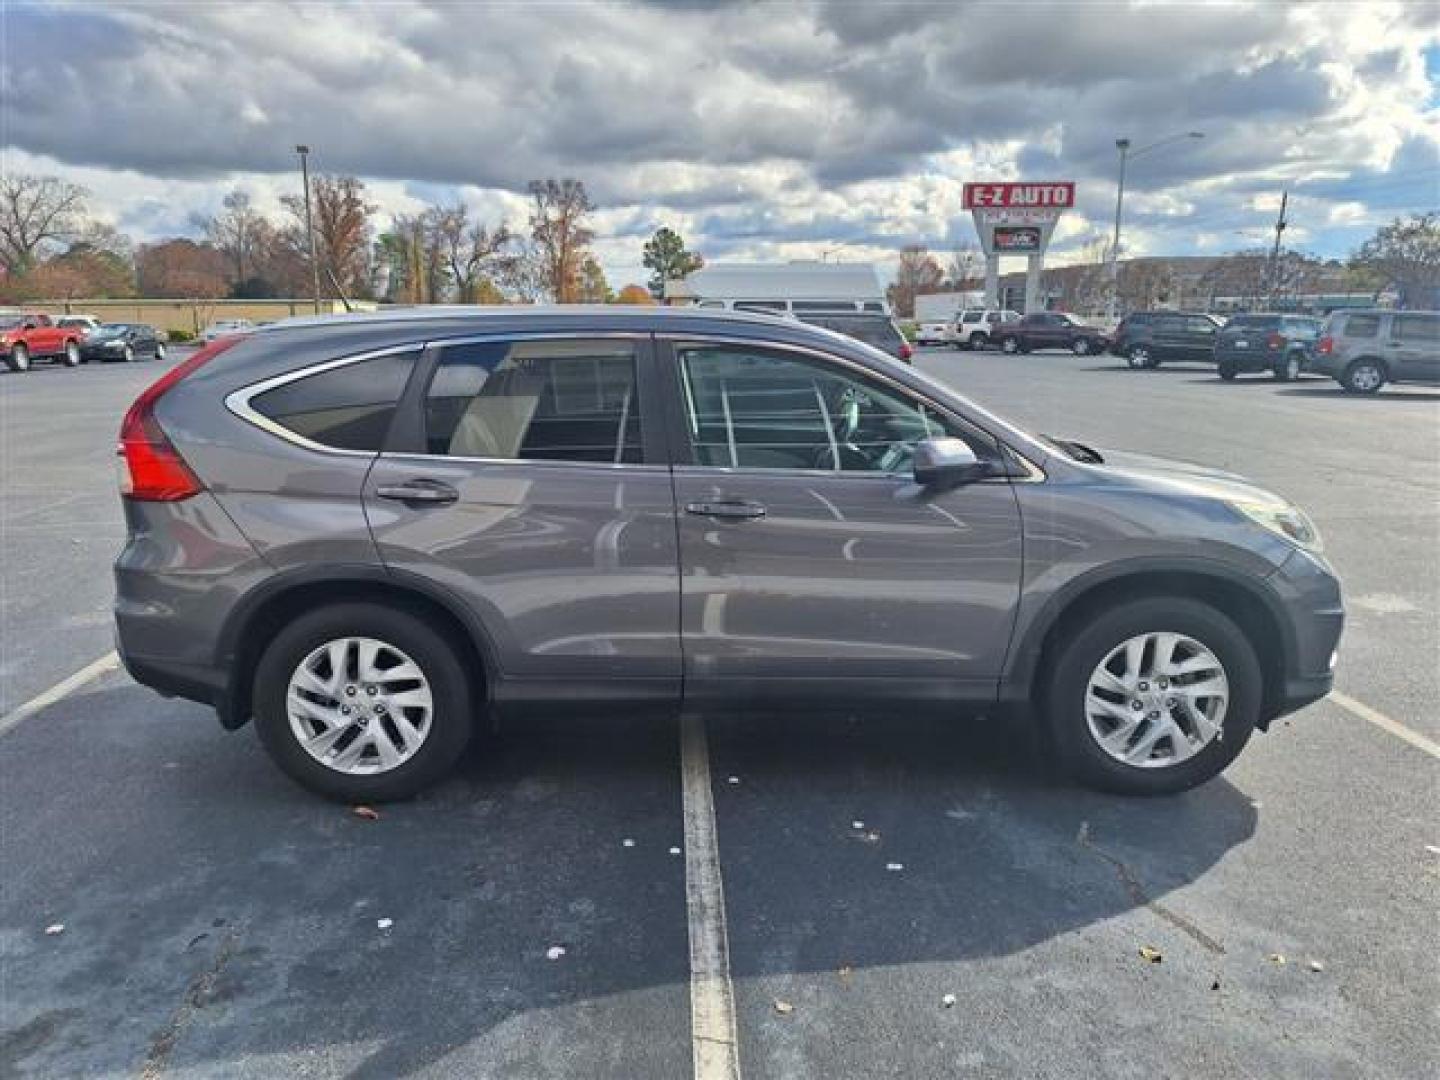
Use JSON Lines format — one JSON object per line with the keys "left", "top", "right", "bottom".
{"left": 363, "top": 333, "right": 682, "bottom": 702}
{"left": 659, "top": 335, "right": 1024, "bottom": 703}
{"left": 1389, "top": 313, "right": 1440, "bottom": 383}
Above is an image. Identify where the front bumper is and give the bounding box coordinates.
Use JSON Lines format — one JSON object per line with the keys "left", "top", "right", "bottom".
{"left": 1265, "top": 547, "right": 1344, "bottom": 722}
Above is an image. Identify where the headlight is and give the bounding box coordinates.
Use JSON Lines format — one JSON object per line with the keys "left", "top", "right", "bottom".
{"left": 1230, "top": 500, "right": 1322, "bottom": 553}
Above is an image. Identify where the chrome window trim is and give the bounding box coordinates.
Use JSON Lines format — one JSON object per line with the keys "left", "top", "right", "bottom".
{"left": 377, "top": 451, "right": 667, "bottom": 473}
{"left": 224, "top": 343, "right": 420, "bottom": 458}
{"left": 664, "top": 333, "right": 1047, "bottom": 482}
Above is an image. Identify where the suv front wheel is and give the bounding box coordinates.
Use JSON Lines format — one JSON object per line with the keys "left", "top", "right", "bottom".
{"left": 1046, "top": 597, "right": 1260, "bottom": 795}
{"left": 253, "top": 602, "right": 474, "bottom": 801}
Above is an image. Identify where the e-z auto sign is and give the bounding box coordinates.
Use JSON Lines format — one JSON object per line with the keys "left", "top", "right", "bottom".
{"left": 962, "top": 183, "right": 1075, "bottom": 209}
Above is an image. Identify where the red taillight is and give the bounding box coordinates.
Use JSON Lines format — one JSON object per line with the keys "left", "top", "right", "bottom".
{"left": 1266, "top": 331, "right": 1285, "bottom": 350}
{"left": 118, "top": 336, "right": 241, "bottom": 501}
{"left": 899, "top": 342, "right": 914, "bottom": 361}
{"left": 1316, "top": 335, "right": 1333, "bottom": 355}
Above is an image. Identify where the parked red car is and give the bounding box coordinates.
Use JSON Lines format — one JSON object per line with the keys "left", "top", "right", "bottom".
{"left": 1, "top": 311, "right": 84, "bottom": 372}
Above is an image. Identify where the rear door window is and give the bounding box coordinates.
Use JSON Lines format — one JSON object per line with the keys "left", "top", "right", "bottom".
{"left": 423, "top": 339, "right": 644, "bottom": 463}
{"left": 250, "top": 350, "right": 420, "bottom": 452}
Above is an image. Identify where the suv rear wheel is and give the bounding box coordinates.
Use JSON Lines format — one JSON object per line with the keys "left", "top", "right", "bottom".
{"left": 62, "top": 341, "right": 81, "bottom": 367}
{"left": 1046, "top": 597, "right": 1259, "bottom": 795}
{"left": 253, "top": 602, "right": 474, "bottom": 801}
{"left": 1126, "top": 345, "right": 1155, "bottom": 369}
{"left": 6, "top": 343, "right": 30, "bottom": 373}
{"left": 1341, "top": 358, "right": 1385, "bottom": 394}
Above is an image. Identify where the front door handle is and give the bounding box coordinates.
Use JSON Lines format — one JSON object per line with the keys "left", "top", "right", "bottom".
{"left": 375, "top": 479, "right": 459, "bottom": 506}
{"left": 685, "top": 500, "right": 767, "bottom": 520}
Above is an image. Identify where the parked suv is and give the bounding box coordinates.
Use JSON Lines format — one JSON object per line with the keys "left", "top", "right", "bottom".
{"left": 0, "top": 311, "right": 83, "bottom": 371}
{"left": 1110, "top": 311, "right": 1222, "bottom": 369}
{"left": 115, "top": 307, "right": 1342, "bottom": 801}
{"left": 1213, "top": 314, "right": 1322, "bottom": 381}
{"left": 950, "top": 309, "right": 1020, "bottom": 350}
{"left": 993, "top": 311, "right": 1109, "bottom": 355}
{"left": 1310, "top": 310, "right": 1440, "bottom": 393}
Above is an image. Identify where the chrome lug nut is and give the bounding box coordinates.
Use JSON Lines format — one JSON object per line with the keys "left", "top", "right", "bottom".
{"left": 366, "top": 685, "right": 377, "bottom": 696}
{"left": 345, "top": 685, "right": 357, "bottom": 697}
{"left": 1131, "top": 700, "right": 1144, "bottom": 710}
{"left": 1138, "top": 681, "right": 1149, "bottom": 692}
{"left": 340, "top": 705, "right": 352, "bottom": 716}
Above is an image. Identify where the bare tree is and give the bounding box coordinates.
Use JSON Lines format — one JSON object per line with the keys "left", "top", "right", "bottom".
{"left": 527, "top": 178, "right": 595, "bottom": 302}
{"left": 136, "top": 239, "right": 229, "bottom": 298}
{"left": 199, "top": 190, "right": 268, "bottom": 286}
{"left": 432, "top": 204, "right": 513, "bottom": 303}
{"left": 1351, "top": 211, "right": 1440, "bottom": 307}
{"left": 283, "top": 176, "right": 376, "bottom": 299}
{"left": 0, "top": 174, "right": 89, "bottom": 274}
{"left": 500, "top": 237, "right": 549, "bottom": 304}
{"left": 886, "top": 245, "right": 946, "bottom": 318}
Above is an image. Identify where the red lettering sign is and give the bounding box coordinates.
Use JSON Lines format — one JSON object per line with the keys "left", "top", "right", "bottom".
{"left": 963, "top": 183, "right": 1075, "bottom": 209}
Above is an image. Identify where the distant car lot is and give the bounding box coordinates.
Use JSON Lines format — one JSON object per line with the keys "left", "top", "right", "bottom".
{"left": 1, "top": 341, "right": 1437, "bottom": 1079}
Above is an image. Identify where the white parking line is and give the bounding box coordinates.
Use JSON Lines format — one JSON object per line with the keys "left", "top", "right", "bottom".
{"left": 680, "top": 711, "right": 742, "bottom": 1080}
{"left": 0, "top": 650, "right": 121, "bottom": 738}
{"left": 1329, "top": 690, "right": 1440, "bottom": 762}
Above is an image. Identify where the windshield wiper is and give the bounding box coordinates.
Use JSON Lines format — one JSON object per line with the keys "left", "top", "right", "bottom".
{"left": 1041, "top": 435, "right": 1105, "bottom": 464}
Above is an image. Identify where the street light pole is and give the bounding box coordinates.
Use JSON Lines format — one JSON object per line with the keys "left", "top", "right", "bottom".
{"left": 296, "top": 144, "right": 321, "bottom": 315}
{"left": 1105, "top": 130, "right": 1204, "bottom": 320}
{"left": 1106, "top": 138, "right": 1130, "bottom": 320}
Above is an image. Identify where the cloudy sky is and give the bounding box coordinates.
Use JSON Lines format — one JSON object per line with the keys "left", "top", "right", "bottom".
{"left": 4, "top": 0, "right": 1438, "bottom": 286}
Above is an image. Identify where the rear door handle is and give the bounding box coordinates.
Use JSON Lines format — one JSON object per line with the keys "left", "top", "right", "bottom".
{"left": 375, "top": 479, "right": 459, "bottom": 506}
{"left": 685, "top": 500, "right": 767, "bottom": 520}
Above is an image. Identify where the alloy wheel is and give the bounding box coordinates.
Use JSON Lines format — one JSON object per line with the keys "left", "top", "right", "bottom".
{"left": 1128, "top": 347, "right": 1150, "bottom": 369}
{"left": 287, "top": 636, "right": 434, "bottom": 775}
{"left": 1084, "top": 631, "right": 1229, "bottom": 768}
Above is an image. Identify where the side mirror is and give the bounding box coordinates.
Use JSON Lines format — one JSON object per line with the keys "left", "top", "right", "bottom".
{"left": 913, "top": 436, "right": 989, "bottom": 486}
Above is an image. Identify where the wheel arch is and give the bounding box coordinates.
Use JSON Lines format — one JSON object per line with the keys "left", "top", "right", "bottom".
{"left": 1003, "top": 564, "right": 1292, "bottom": 729}
{"left": 216, "top": 566, "right": 497, "bottom": 730}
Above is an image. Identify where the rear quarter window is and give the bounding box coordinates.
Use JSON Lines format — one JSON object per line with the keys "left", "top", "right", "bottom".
{"left": 249, "top": 350, "right": 419, "bottom": 452}
{"left": 1341, "top": 314, "right": 1380, "bottom": 339}
{"left": 1394, "top": 313, "right": 1439, "bottom": 342}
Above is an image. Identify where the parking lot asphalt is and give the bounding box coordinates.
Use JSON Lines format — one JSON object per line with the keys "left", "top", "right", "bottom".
{"left": 2, "top": 346, "right": 1437, "bottom": 1078}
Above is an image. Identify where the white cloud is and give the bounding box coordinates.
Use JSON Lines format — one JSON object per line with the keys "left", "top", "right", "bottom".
{"left": 2, "top": 0, "right": 1435, "bottom": 286}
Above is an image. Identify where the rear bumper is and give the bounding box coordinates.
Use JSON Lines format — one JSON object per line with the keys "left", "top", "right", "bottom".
{"left": 1215, "top": 347, "right": 1291, "bottom": 372}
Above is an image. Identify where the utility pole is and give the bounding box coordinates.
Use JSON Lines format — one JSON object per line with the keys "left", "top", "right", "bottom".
{"left": 296, "top": 144, "right": 321, "bottom": 314}
{"left": 1106, "top": 138, "right": 1130, "bottom": 321}
{"left": 1267, "top": 189, "right": 1289, "bottom": 306}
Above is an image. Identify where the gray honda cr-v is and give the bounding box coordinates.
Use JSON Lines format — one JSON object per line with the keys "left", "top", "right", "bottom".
{"left": 114, "top": 307, "right": 1343, "bottom": 801}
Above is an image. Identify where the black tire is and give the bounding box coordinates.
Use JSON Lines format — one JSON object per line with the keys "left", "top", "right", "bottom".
{"left": 1000, "top": 336, "right": 1019, "bottom": 354}
{"left": 1045, "top": 597, "right": 1260, "bottom": 795}
{"left": 253, "top": 602, "right": 475, "bottom": 802}
{"left": 154, "top": 342, "right": 166, "bottom": 361}
{"left": 62, "top": 341, "right": 81, "bottom": 367}
{"left": 122, "top": 344, "right": 135, "bottom": 363}
{"left": 1341, "top": 358, "right": 1385, "bottom": 394}
{"left": 1126, "top": 345, "right": 1153, "bottom": 369}
{"left": 1072, "top": 338, "right": 1091, "bottom": 356}
{"left": 970, "top": 332, "right": 989, "bottom": 350}
{"left": 1218, "top": 359, "right": 1238, "bottom": 381}
{"left": 1273, "top": 353, "right": 1301, "bottom": 381}
{"left": 7, "top": 344, "right": 30, "bottom": 373}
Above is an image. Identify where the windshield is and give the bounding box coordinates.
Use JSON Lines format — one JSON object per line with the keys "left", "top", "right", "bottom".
{"left": 0, "top": 316, "right": 23, "bottom": 329}
{"left": 94, "top": 324, "right": 131, "bottom": 337}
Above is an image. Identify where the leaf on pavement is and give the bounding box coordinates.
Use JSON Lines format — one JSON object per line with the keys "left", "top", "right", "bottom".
{"left": 1138, "top": 945, "right": 1163, "bottom": 963}
{"left": 351, "top": 805, "right": 380, "bottom": 821}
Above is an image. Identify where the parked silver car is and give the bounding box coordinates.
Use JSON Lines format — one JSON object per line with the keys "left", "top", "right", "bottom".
{"left": 1311, "top": 309, "right": 1439, "bottom": 393}
{"left": 114, "top": 308, "right": 1342, "bottom": 801}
